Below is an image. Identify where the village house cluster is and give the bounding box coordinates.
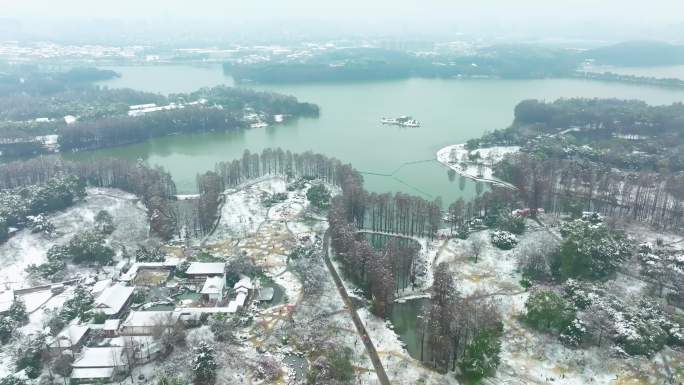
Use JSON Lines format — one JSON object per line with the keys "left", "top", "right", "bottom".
{"left": 1, "top": 257, "right": 275, "bottom": 384}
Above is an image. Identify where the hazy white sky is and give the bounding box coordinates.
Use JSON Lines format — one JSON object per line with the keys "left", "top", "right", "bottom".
{"left": 1, "top": 0, "right": 682, "bottom": 43}
{"left": 1, "top": 0, "right": 682, "bottom": 23}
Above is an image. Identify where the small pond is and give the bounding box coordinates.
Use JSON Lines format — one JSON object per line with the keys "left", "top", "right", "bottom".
{"left": 389, "top": 297, "right": 432, "bottom": 361}
{"left": 258, "top": 275, "right": 287, "bottom": 307}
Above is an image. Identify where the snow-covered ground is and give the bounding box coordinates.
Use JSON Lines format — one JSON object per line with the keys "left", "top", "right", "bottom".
{"left": 436, "top": 144, "right": 518, "bottom": 188}
{"left": 441, "top": 223, "right": 682, "bottom": 385}
{"left": 0, "top": 188, "right": 149, "bottom": 289}
{"left": 0, "top": 286, "right": 75, "bottom": 378}
{"left": 199, "top": 176, "right": 394, "bottom": 384}
{"left": 623, "top": 222, "right": 684, "bottom": 249}
{"left": 350, "top": 218, "right": 684, "bottom": 385}
{"left": 2, "top": 177, "right": 359, "bottom": 384}
{"left": 445, "top": 228, "right": 596, "bottom": 385}
{"left": 206, "top": 178, "right": 287, "bottom": 242}
{"left": 0, "top": 188, "right": 148, "bottom": 379}
{"left": 8, "top": 175, "right": 678, "bottom": 385}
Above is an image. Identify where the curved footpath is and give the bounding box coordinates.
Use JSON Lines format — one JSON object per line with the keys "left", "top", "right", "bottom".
{"left": 323, "top": 230, "right": 392, "bottom": 385}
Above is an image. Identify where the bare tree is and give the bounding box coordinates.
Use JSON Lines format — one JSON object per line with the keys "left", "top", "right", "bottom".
{"left": 470, "top": 236, "right": 485, "bottom": 263}
{"left": 581, "top": 303, "right": 612, "bottom": 348}
{"left": 152, "top": 314, "right": 186, "bottom": 355}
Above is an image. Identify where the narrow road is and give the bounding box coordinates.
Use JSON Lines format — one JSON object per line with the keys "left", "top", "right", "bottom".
{"left": 323, "top": 230, "right": 392, "bottom": 385}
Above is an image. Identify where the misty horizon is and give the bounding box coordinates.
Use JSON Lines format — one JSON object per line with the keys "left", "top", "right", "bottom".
{"left": 1, "top": 0, "right": 683, "bottom": 45}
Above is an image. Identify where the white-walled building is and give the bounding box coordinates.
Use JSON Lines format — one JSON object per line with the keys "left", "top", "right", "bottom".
{"left": 103, "top": 319, "right": 120, "bottom": 337}
{"left": 120, "top": 311, "right": 181, "bottom": 336}
{"left": 186, "top": 262, "right": 226, "bottom": 279}
{"left": 201, "top": 276, "right": 225, "bottom": 301}
{"left": 227, "top": 276, "right": 253, "bottom": 311}
{"left": 71, "top": 346, "right": 126, "bottom": 383}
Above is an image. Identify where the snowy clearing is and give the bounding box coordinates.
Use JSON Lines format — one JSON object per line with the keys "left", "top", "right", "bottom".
{"left": 437, "top": 143, "right": 518, "bottom": 189}
{"left": 0, "top": 188, "right": 149, "bottom": 289}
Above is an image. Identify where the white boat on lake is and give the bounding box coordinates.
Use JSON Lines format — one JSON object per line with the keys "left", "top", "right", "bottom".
{"left": 380, "top": 116, "right": 420, "bottom": 127}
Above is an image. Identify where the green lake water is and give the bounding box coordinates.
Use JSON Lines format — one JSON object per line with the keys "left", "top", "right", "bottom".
{"left": 390, "top": 297, "right": 431, "bottom": 361}
{"left": 70, "top": 65, "right": 684, "bottom": 204}
{"left": 96, "top": 64, "right": 235, "bottom": 94}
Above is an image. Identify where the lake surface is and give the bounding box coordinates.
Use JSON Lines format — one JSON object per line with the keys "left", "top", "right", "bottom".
{"left": 70, "top": 65, "right": 684, "bottom": 203}
{"left": 96, "top": 64, "right": 235, "bottom": 94}
{"left": 390, "top": 297, "right": 431, "bottom": 361}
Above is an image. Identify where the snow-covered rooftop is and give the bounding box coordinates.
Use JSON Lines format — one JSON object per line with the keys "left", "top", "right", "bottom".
{"left": 90, "top": 279, "right": 112, "bottom": 296}
{"left": 233, "top": 276, "right": 253, "bottom": 290}
{"left": 49, "top": 324, "right": 89, "bottom": 348}
{"left": 107, "top": 335, "right": 156, "bottom": 347}
{"left": 200, "top": 276, "right": 225, "bottom": 295}
{"left": 94, "top": 284, "right": 134, "bottom": 316}
{"left": 176, "top": 306, "right": 236, "bottom": 314}
{"left": 73, "top": 346, "right": 124, "bottom": 368}
{"left": 226, "top": 301, "right": 238, "bottom": 313}
{"left": 186, "top": 262, "right": 225, "bottom": 276}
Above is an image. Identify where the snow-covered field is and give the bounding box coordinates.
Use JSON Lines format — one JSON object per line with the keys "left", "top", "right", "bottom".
{"left": 206, "top": 178, "right": 287, "bottom": 242}
{"left": 0, "top": 188, "right": 149, "bottom": 289}
{"left": 436, "top": 144, "right": 519, "bottom": 188}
